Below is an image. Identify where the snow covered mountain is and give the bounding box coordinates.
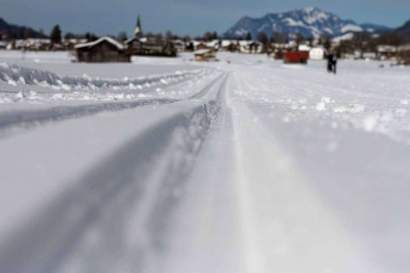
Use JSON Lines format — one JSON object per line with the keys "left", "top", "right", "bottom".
{"left": 224, "top": 7, "right": 390, "bottom": 39}
{"left": 394, "top": 19, "right": 410, "bottom": 42}
{"left": 0, "top": 17, "right": 46, "bottom": 39}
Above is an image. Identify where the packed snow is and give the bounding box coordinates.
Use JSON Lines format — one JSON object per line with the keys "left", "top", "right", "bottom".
{"left": 0, "top": 50, "right": 409, "bottom": 273}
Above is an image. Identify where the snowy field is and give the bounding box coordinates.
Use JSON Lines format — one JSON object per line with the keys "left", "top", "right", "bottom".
{"left": 0, "top": 50, "right": 410, "bottom": 273}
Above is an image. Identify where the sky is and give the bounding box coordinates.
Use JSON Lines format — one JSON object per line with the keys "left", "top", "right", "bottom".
{"left": 1, "top": 0, "right": 410, "bottom": 36}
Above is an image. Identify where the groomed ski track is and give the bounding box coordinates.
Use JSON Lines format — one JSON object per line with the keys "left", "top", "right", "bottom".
{"left": 0, "top": 57, "right": 410, "bottom": 273}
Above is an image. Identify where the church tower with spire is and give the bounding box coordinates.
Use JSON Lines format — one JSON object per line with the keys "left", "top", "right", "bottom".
{"left": 134, "top": 15, "right": 143, "bottom": 38}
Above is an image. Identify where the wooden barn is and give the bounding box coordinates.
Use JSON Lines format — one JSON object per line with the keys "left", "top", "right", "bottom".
{"left": 398, "top": 44, "right": 410, "bottom": 65}
{"left": 75, "top": 37, "right": 130, "bottom": 63}
{"left": 194, "top": 49, "right": 217, "bottom": 62}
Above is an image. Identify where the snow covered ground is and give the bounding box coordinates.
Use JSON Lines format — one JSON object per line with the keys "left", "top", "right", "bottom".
{"left": 0, "top": 50, "right": 409, "bottom": 273}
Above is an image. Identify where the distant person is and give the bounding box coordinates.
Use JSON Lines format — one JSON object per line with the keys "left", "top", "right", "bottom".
{"left": 327, "top": 51, "right": 337, "bottom": 74}
{"left": 331, "top": 53, "right": 338, "bottom": 74}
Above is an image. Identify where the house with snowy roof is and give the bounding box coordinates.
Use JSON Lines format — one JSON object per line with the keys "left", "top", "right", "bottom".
{"left": 74, "top": 37, "right": 130, "bottom": 63}
{"left": 125, "top": 16, "right": 177, "bottom": 57}
{"left": 238, "top": 41, "right": 263, "bottom": 54}
{"left": 0, "top": 41, "right": 7, "bottom": 49}
{"left": 376, "top": 45, "right": 398, "bottom": 60}
{"left": 397, "top": 44, "right": 410, "bottom": 65}
{"left": 194, "top": 48, "right": 217, "bottom": 62}
{"left": 193, "top": 41, "right": 210, "bottom": 51}
{"left": 126, "top": 36, "right": 177, "bottom": 57}
{"left": 221, "top": 40, "right": 240, "bottom": 52}
{"left": 206, "top": 40, "right": 220, "bottom": 50}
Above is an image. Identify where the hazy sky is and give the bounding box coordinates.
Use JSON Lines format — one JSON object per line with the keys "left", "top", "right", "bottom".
{"left": 1, "top": 0, "right": 410, "bottom": 36}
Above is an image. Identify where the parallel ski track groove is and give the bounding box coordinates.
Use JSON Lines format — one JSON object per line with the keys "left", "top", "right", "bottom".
{"left": 0, "top": 72, "right": 226, "bottom": 137}
{"left": 0, "top": 72, "right": 229, "bottom": 273}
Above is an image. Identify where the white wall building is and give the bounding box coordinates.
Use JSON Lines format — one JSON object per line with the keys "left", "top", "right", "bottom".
{"left": 310, "top": 47, "right": 325, "bottom": 60}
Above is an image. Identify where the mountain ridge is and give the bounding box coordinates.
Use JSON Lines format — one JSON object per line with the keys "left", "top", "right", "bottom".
{"left": 224, "top": 7, "right": 391, "bottom": 39}
{"left": 0, "top": 17, "right": 46, "bottom": 39}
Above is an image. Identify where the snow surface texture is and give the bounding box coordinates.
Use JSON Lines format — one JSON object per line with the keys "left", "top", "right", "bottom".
{"left": 0, "top": 51, "right": 410, "bottom": 273}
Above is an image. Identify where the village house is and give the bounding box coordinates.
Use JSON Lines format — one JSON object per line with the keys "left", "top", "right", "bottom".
{"left": 63, "top": 38, "right": 88, "bottom": 50}
{"left": 206, "top": 40, "right": 220, "bottom": 51}
{"left": 284, "top": 51, "right": 309, "bottom": 64}
{"left": 239, "top": 41, "right": 263, "bottom": 54}
{"left": 194, "top": 48, "right": 217, "bottom": 62}
{"left": 171, "top": 39, "right": 186, "bottom": 52}
{"left": 309, "top": 47, "right": 325, "bottom": 60}
{"left": 193, "top": 41, "right": 210, "bottom": 51}
{"left": 221, "top": 40, "right": 240, "bottom": 52}
{"left": 377, "top": 45, "right": 398, "bottom": 60}
{"left": 362, "top": 52, "right": 377, "bottom": 60}
{"left": 75, "top": 37, "right": 130, "bottom": 63}
{"left": 0, "top": 41, "right": 7, "bottom": 49}
{"left": 10, "top": 38, "right": 52, "bottom": 51}
{"left": 271, "top": 43, "right": 292, "bottom": 59}
{"left": 125, "top": 15, "right": 177, "bottom": 57}
{"left": 126, "top": 37, "right": 177, "bottom": 57}
{"left": 397, "top": 44, "right": 410, "bottom": 65}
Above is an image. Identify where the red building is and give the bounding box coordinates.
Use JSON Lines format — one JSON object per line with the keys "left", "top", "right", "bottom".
{"left": 284, "top": 51, "right": 309, "bottom": 64}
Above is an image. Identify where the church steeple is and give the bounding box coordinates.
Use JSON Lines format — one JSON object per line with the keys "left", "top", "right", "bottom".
{"left": 135, "top": 15, "right": 142, "bottom": 37}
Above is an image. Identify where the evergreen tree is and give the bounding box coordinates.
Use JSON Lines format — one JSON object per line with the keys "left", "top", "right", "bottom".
{"left": 117, "top": 32, "right": 128, "bottom": 42}
{"left": 23, "top": 28, "right": 33, "bottom": 39}
{"left": 165, "top": 30, "right": 174, "bottom": 40}
{"left": 64, "top": 32, "right": 75, "bottom": 40}
{"left": 257, "top": 32, "right": 269, "bottom": 45}
{"left": 203, "top": 31, "right": 218, "bottom": 41}
{"left": 50, "top": 25, "right": 62, "bottom": 44}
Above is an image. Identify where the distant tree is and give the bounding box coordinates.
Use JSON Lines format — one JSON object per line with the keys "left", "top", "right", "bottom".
{"left": 39, "top": 29, "right": 45, "bottom": 37}
{"left": 85, "top": 32, "right": 91, "bottom": 41}
{"left": 165, "top": 30, "right": 175, "bottom": 40}
{"left": 257, "top": 32, "right": 269, "bottom": 45}
{"left": 85, "top": 32, "right": 98, "bottom": 42}
{"left": 50, "top": 25, "right": 62, "bottom": 44}
{"left": 17, "top": 28, "right": 25, "bottom": 39}
{"left": 245, "top": 32, "right": 252, "bottom": 41}
{"left": 295, "top": 34, "right": 305, "bottom": 47}
{"left": 322, "top": 36, "right": 332, "bottom": 51}
{"left": 185, "top": 41, "right": 194, "bottom": 51}
{"left": 398, "top": 49, "right": 410, "bottom": 65}
{"left": 352, "top": 32, "right": 373, "bottom": 57}
{"left": 336, "top": 40, "right": 355, "bottom": 56}
{"left": 154, "top": 32, "right": 164, "bottom": 41}
{"left": 23, "top": 28, "right": 33, "bottom": 39}
{"left": 8, "top": 32, "right": 17, "bottom": 40}
{"left": 376, "top": 32, "right": 403, "bottom": 46}
{"left": 271, "top": 32, "right": 287, "bottom": 44}
{"left": 117, "top": 32, "right": 128, "bottom": 42}
{"left": 307, "top": 37, "right": 314, "bottom": 47}
{"left": 64, "top": 32, "right": 76, "bottom": 40}
{"left": 203, "top": 31, "right": 218, "bottom": 41}
{"left": 182, "top": 35, "right": 192, "bottom": 42}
